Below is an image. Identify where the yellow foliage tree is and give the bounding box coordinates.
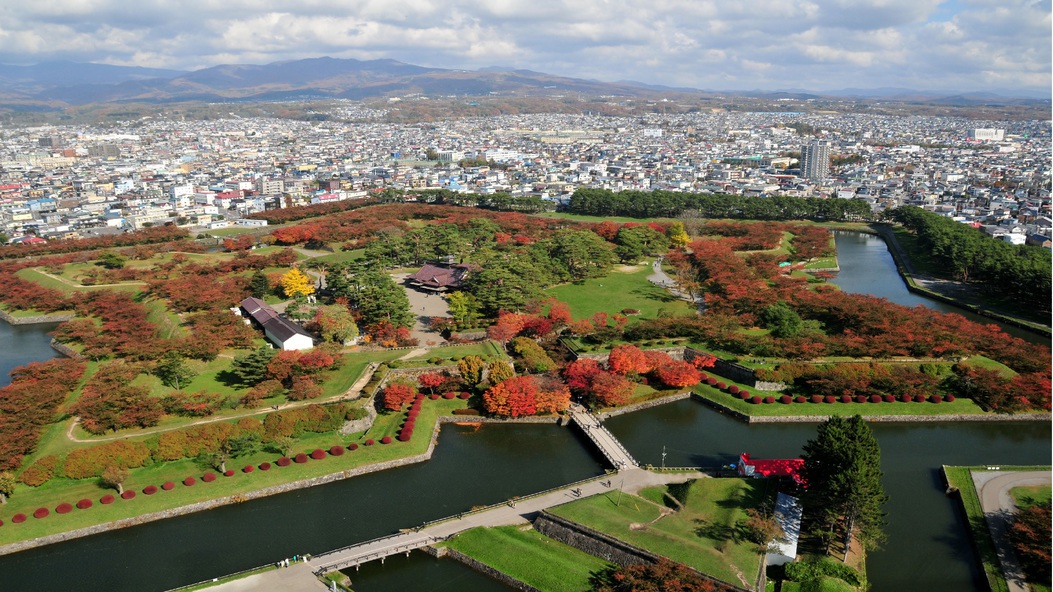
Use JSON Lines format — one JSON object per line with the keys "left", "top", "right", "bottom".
{"left": 280, "top": 268, "right": 315, "bottom": 298}
{"left": 667, "top": 221, "right": 690, "bottom": 248}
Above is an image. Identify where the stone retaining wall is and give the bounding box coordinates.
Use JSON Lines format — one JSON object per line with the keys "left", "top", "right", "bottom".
{"left": 0, "top": 310, "right": 75, "bottom": 325}
{"left": 595, "top": 392, "right": 692, "bottom": 420}
{"left": 533, "top": 512, "right": 751, "bottom": 592}
{"left": 49, "top": 339, "right": 84, "bottom": 360}
{"left": 432, "top": 547, "right": 543, "bottom": 592}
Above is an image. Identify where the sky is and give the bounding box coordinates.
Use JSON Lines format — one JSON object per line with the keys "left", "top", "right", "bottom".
{"left": 0, "top": 0, "right": 1049, "bottom": 97}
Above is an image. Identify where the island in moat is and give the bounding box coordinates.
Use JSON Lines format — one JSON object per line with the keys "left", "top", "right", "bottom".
{"left": 0, "top": 199, "right": 1048, "bottom": 592}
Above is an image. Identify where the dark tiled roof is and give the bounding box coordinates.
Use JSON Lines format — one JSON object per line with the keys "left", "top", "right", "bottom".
{"left": 408, "top": 263, "right": 470, "bottom": 289}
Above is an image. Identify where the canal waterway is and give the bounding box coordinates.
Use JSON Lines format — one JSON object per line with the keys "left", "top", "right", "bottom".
{"left": 0, "top": 232, "right": 1049, "bottom": 592}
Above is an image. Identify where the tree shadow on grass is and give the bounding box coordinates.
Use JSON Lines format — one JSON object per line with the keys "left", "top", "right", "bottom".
{"left": 628, "top": 286, "right": 679, "bottom": 304}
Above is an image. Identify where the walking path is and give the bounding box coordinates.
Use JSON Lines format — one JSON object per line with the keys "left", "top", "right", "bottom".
{"left": 568, "top": 403, "right": 639, "bottom": 469}
{"left": 972, "top": 470, "right": 1052, "bottom": 592}
{"left": 647, "top": 258, "right": 703, "bottom": 311}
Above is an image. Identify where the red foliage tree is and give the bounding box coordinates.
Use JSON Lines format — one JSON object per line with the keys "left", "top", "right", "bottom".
{"left": 607, "top": 344, "right": 650, "bottom": 376}
{"left": 653, "top": 360, "right": 703, "bottom": 388}
{"left": 594, "top": 558, "right": 732, "bottom": 592}
{"left": 418, "top": 372, "right": 445, "bottom": 395}
{"left": 483, "top": 375, "right": 540, "bottom": 417}
{"left": 1009, "top": 502, "right": 1052, "bottom": 584}
{"left": 590, "top": 371, "right": 635, "bottom": 407}
{"left": 487, "top": 311, "right": 526, "bottom": 343}
{"left": 563, "top": 359, "right": 604, "bottom": 392}
{"left": 382, "top": 383, "right": 417, "bottom": 411}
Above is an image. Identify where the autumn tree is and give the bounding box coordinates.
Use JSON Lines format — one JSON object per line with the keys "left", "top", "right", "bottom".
{"left": 382, "top": 382, "right": 417, "bottom": 411}
{"left": 607, "top": 344, "right": 651, "bottom": 376}
{"left": 280, "top": 268, "right": 315, "bottom": 299}
{"left": 590, "top": 371, "right": 635, "bottom": 407}
{"left": 593, "top": 558, "right": 731, "bottom": 592}
{"left": 1009, "top": 501, "right": 1052, "bottom": 584}
{"left": 312, "top": 304, "right": 359, "bottom": 343}
{"left": 653, "top": 360, "right": 703, "bottom": 388}
{"left": 447, "top": 291, "right": 482, "bottom": 328}
{"left": 563, "top": 358, "right": 604, "bottom": 393}
{"left": 483, "top": 375, "right": 539, "bottom": 417}
{"left": 0, "top": 471, "right": 14, "bottom": 504}
{"left": 418, "top": 372, "right": 445, "bottom": 395}
{"left": 667, "top": 221, "right": 690, "bottom": 248}
{"left": 487, "top": 360, "right": 515, "bottom": 385}
{"left": 100, "top": 465, "right": 129, "bottom": 494}
{"left": 458, "top": 355, "right": 487, "bottom": 387}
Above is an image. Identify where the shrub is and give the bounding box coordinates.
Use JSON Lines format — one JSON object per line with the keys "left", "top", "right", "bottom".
{"left": 443, "top": 392, "right": 456, "bottom": 399}
{"left": 328, "top": 445, "right": 344, "bottom": 456}
{"left": 380, "top": 436, "right": 392, "bottom": 444}
{"left": 276, "top": 457, "right": 291, "bottom": 467}
{"left": 429, "top": 394, "right": 440, "bottom": 400}
{"left": 716, "top": 382, "right": 727, "bottom": 390}
{"left": 780, "top": 395, "right": 792, "bottom": 404}
{"left": 56, "top": 503, "right": 73, "bottom": 514}
{"left": 914, "top": 394, "right": 927, "bottom": 403}
{"left": 841, "top": 395, "right": 853, "bottom": 403}
{"left": 223, "top": 470, "right": 234, "bottom": 477}
{"left": 883, "top": 395, "right": 895, "bottom": 402}
{"left": 811, "top": 395, "right": 823, "bottom": 404}
{"left": 765, "top": 396, "right": 776, "bottom": 404}
{"left": 294, "top": 453, "right": 308, "bottom": 463}
{"left": 698, "top": 372, "right": 708, "bottom": 381}
{"left": 705, "top": 377, "right": 717, "bottom": 385}
{"left": 945, "top": 394, "right": 956, "bottom": 402}
{"left": 824, "top": 396, "right": 836, "bottom": 404}
{"left": 202, "top": 472, "right": 217, "bottom": 482}
{"left": 621, "top": 308, "right": 640, "bottom": 315}
{"left": 347, "top": 443, "right": 359, "bottom": 451}
{"left": 143, "top": 485, "right": 158, "bottom": 495}
{"left": 12, "top": 513, "right": 26, "bottom": 523}
{"left": 739, "top": 390, "right": 750, "bottom": 399}
{"left": 183, "top": 477, "right": 196, "bottom": 486}
{"left": 259, "top": 462, "right": 271, "bottom": 471}
{"left": 870, "top": 395, "right": 882, "bottom": 403}
{"left": 364, "top": 439, "right": 375, "bottom": 446}
{"left": 121, "top": 491, "right": 136, "bottom": 500}
{"left": 458, "top": 392, "right": 470, "bottom": 399}
{"left": 729, "top": 385, "right": 740, "bottom": 395}
{"left": 397, "top": 432, "right": 411, "bottom": 442}
{"left": 751, "top": 395, "right": 763, "bottom": 404}
{"left": 100, "top": 495, "right": 115, "bottom": 505}
{"left": 855, "top": 395, "right": 867, "bottom": 403}
{"left": 900, "top": 394, "right": 913, "bottom": 403}
{"left": 930, "top": 395, "right": 943, "bottom": 404}
{"left": 795, "top": 396, "right": 807, "bottom": 403}
{"left": 162, "top": 481, "right": 175, "bottom": 490}
{"left": 310, "top": 449, "right": 326, "bottom": 460}
{"left": 243, "top": 465, "right": 254, "bottom": 473}
{"left": 76, "top": 499, "right": 93, "bottom": 510}
{"left": 453, "top": 408, "right": 481, "bottom": 415}
{"left": 33, "top": 508, "right": 49, "bottom": 519}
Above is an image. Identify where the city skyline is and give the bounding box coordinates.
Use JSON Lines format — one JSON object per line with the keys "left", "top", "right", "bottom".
{"left": 0, "top": 0, "right": 1048, "bottom": 99}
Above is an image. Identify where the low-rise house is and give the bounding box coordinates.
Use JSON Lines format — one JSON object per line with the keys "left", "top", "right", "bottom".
{"left": 239, "top": 297, "right": 314, "bottom": 351}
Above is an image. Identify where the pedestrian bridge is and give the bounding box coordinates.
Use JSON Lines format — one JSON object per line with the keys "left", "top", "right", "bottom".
{"left": 567, "top": 404, "right": 639, "bottom": 470}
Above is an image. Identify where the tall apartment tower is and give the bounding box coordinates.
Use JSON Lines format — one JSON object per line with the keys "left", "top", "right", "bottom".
{"left": 800, "top": 140, "right": 830, "bottom": 180}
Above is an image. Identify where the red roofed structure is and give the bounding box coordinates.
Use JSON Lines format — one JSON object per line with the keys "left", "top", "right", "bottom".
{"left": 737, "top": 453, "right": 805, "bottom": 485}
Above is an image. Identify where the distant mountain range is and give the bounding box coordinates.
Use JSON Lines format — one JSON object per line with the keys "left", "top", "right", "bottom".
{"left": 0, "top": 57, "right": 1046, "bottom": 109}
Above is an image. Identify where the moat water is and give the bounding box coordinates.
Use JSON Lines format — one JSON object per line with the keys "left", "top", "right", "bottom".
{"left": 0, "top": 232, "right": 1048, "bottom": 592}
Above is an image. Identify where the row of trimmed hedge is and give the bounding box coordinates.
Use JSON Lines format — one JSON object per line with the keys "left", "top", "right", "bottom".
{"left": 734, "top": 391, "right": 957, "bottom": 405}
{"left": 0, "top": 440, "right": 404, "bottom": 527}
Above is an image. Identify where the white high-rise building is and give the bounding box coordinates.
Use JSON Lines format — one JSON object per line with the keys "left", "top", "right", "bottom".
{"left": 967, "top": 129, "right": 1005, "bottom": 141}
{"left": 800, "top": 140, "right": 830, "bottom": 180}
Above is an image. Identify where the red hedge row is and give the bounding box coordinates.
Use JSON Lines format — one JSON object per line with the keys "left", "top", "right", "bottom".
{"left": 243, "top": 465, "right": 254, "bottom": 473}
{"left": 294, "top": 453, "right": 308, "bottom": 463}
{"left": 12, "top": 513, "right": 26, "bottom": 523}
{"left": 162, "top": 481, "right": 175, "bottom": 490}
{"left": 364, "top": 439, "right": 375, "bottom": 446}
{"left": 121, "top": 491, "right": 136, "bottom": 500}
{"left": 276, "top": 457, "right": 291, "bottom": 467}
{"left": 429, "top": 394, "right": 440, "bottom": 400}
{"left": 76, "top": 499, "right": 92, "bottom": 510}
{"left": 100, "top": 495, "right": 115, "bottom": 505}
{"left": 55, "top": 503, "right": 73, "bottom": 514}
{"left": 380, "top": 436, "right": 392, "bottom": 444}
{"left": 347, "top": 443, "right": 359, "bottom": 451}
{"left": 183, "top": 477, "right": 196, "bottom": 486}
{"left": 202, "top": 472, "right": 217, "bottom": 482}
{"left": 329, "top": 445, "right": 344, "bottom": 456}
{"left": 33, "top": 507, "right": 49, "bottom": 518}
{"left": 310, "top": 449, "right": 326, "bottom": 460}
{"left": 458, "top": 392, "right": 470, "bottom": 400}
{"left": 223, "top": 470, "right": 234, "bottom": 477}
{"left": 259, "top": 462, "right": 271, "bottom": 471}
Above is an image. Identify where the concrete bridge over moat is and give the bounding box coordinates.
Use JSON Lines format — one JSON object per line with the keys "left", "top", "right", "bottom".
{"left": 191, "top": 408, "right": 694, "bottom": 592}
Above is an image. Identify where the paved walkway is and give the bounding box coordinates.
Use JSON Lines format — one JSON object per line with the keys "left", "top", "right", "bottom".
{"left": 197, "top": 562, "right": 328, "bottom": 592}
{"left": 309, "top": 466, "right": 705, "bottom": 574}
{"left": 395, "top": 273, "right": 450, "bottom": 346}
{"left": 568, "top": 403, "right": 639, "bottom": 469}
{"left": 972, "top": 470, "right": 1052, "bottom": 592}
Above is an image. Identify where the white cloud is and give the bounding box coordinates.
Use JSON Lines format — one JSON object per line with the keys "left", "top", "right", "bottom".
{"left": 0, "top": 0, "right": 1045, "bottom": 96}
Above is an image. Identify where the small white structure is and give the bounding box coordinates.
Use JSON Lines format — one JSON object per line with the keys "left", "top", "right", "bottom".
{"left": 766, "top": 492, "right": 803, "bottom": 567}
{"left": 240, "top": 297, "right": 314, "bottom": 351}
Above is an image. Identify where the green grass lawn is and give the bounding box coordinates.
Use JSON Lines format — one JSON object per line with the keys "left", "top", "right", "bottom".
{"left": 310, "top": 248, "right": 366, "bottom": 265}
{"left": 0, "top": 397, "right": 467, "bottom": 546}
{"left": 944, "top": 466, "right": 1010, "bottom": 592}
{"left": 15, "top": 267, "right": 142, "bottom": 294}
{"left": 548, "top": 478, "right": 767, "bottom": 590}
{"left": 1010, "top": 485, "right": 1051, "bottom": 509}
{"left": 546, "top": 265, "right": 695, "bottom": 321}
{"left": 958, "top": 355, "right": 1018, "bottom": 378}
{"left": 398, "top": 341, "right": 506, "bottom": 365}
{"left": 444, "top": 525, "right": 612, "bottom": 592}
{"left": 695, "top": 386, "right": 990, "bottom": 418}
